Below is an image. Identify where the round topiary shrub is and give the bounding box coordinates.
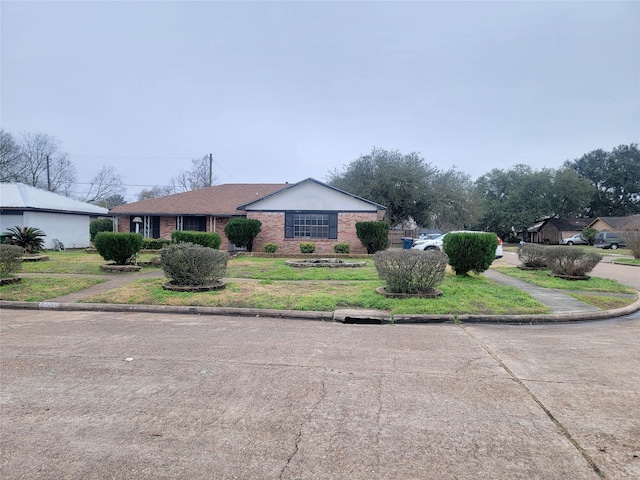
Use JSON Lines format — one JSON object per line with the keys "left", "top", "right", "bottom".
{"left": 0, "top": 244, "right": 24, "bottom": 277}
{"left": 333, "top": 243, "right": 350, "bottom": 254}
{"left": 94, "top": 232, "right": 143, "bottom": 265}
{"left": 264, "top": 243, "right": 278, "bottom": 253}
{"left": 443, "top": 232, "right": 498, "bottom": 275}
{"left": 374, "top": 249, "right": 448, "bottom": 294}
{"left": 161, "top": 242, "right": 229, "bottom": 286}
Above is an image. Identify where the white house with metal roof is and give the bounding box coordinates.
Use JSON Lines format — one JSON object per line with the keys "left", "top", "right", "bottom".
{"left": 0, "top": 183, "right": 108, "bottom": 248}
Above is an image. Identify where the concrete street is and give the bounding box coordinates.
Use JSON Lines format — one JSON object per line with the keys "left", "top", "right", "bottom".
{"left": 1, "top": 307, "right": 639, "bottom": 479}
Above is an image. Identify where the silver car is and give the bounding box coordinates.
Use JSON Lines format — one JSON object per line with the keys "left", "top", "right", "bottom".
{"left": 559, "top": 234, "right": 587, "bottom": 246}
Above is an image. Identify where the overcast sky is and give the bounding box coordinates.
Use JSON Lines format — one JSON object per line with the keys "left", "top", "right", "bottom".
{"left": 2, "top": 1, "right": 639, "bottom": 202}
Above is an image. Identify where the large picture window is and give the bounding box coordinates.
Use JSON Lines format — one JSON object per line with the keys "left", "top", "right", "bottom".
{"left": 177, "top": 216, "right": 206, "bottom": 232}
{"left": 285, "top": 212, "right": 338, "bottom": 239}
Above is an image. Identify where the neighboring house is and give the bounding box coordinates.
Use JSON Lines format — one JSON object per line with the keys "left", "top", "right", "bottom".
{"left": 526, "top": 218, "right": 593, "bottom": 244}
{"left": 0, "top": 183, "right": 109, "bottom": 248}
{"left": 586, "top": 215, "right": 640, "bottom": 232}
{"left": 110, "top": 178, "right": 387, "bottom": 254}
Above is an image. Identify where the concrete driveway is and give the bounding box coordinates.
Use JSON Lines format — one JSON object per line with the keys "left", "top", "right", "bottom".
{"left": 1, "top": 309, "right": 638, "bottom": 479}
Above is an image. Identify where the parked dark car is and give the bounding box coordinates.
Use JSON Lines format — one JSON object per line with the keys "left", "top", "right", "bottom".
{"left": 594, "top": 231, "right": 626, "bottom": 250}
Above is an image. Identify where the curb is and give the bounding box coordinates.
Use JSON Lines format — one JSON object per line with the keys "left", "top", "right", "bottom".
{"left": 2, "top": 292, "right": 639, "bottom": 325}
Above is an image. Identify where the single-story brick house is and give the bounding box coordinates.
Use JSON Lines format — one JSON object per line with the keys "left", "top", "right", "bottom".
{"left": 109, "top": 178, "right": 386, "bottom": 254}
{"left": 1, "top": 182, "right": 109, "bottom": 248}
{"left": 586, "top": 215, "right": 640, "bottom": 232}
{"left": 526, "top": 217, "right": 593, "bottom": 244}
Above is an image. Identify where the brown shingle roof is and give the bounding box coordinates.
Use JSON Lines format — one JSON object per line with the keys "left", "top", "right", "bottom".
{"left": 110, "top": 184, "right": 289, "bottom": 216}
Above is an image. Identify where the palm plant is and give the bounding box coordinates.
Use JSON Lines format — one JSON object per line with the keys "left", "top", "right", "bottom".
{"left": 3, "top": 226, "right": 46, "bottom": 254}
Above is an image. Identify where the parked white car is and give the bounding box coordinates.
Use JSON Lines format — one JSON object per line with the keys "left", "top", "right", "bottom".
{"left": 411, "top": 231, "right": 503, "bottom": 258}
{"left": 559, "top": 234, "right": 588, "bottom": 246}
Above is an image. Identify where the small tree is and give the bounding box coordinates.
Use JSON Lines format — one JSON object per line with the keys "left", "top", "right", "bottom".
{"left": 90, "top": 218, "right": 113, "bottom": 242}
{"left": 2, "top": 226, "right": 46, "bottom": 254}
{"left": 444, "top": 232, "right": 498, "bottom": 276}
{"left": 0, "top": 244, "right": 24, "bottom": 277}
{"left": 224, "top": 218, "right": 262, "bottom": 252}
{"left": 355, "top": 221, "right": 389, "bottom": 254}
{"left": 94, "top": 232, "right": 143, "bottom": 265}
{"left": 581, "top": 227, "right": 597, "bottom": 246}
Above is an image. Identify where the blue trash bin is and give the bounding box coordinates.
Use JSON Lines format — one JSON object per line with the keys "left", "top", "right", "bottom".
{"left": 401, "top": 237, "right": 414, "bottom": 249}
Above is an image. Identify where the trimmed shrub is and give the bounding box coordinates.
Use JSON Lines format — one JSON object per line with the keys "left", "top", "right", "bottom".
{"left": 374, "top": 249, "right": 448, "bottom": 294}
{"left": 224, "top": 218, "right": 262, "bottom": 252}
{"left": 263, "top": 243, "right": 278, "bottom": 253}
{"left": 333, "top": 243, "right": 350, "bottom": 254}
{"left": 3, "top": 226, "right": 46, "bottom": 254}
{"left": 94, "top": 232, "right": 143, "bottom": 265}
{"left": 161, "top": 242, "right": 229, "bottom": 286}
{"left": 545, "top": 247, "right": 602, "bottom": 277}
{"left": 0, "top": 244, "right": 24, "bottom": 277}
{"left": 443, "top": 232, "right": 498, "bottom": 276}
{"left": 142, "top": 238, "right": 171, "bottom": 250}
{"left": 171, "top": 230, "right": 222, "bottom": 249}
{"left": 356, "top": 221, "right": 390, "bottom": 254}
{"left": 90, "top": 218, "right": 113, "bottom": 242}
{"left": 518, "top": 243, "right": 548, "bottom": 269}
{"left": 300, "top": 242, "right": 316, "bottom": 254}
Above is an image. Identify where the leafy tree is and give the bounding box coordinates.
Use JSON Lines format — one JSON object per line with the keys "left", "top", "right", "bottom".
{"left": 427, "top": 167, "right": 483, "bottom": 231}
{"left": 581, "top": 227, "right": 597, "bottom": 246}
{"left": 565, "top": 144, "right": 640, "bottom": 216}
{"left": 327, "top": 148, "right": 436, "bottom": 226}
{"left": 224, "top": 218, "right": 262, "bottom": 252}
{"left": 474, "top": 165, "right": 594, "bottom": 240}
{"left": 2, "top": 226, "right": 46, "bottom": 254}
{"left": 355, "top": 221, "right": 389, "bottom": 254}
{"left": 96, "top": 194, "right": 127, "bottom": 209}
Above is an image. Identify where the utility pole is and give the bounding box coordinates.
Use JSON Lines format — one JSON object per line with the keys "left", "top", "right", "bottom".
{"left": 46, "top": 155, "right": 51, "bottom": 191}
{"left": 209, "top": 153, "right": 213, "bottom": 186}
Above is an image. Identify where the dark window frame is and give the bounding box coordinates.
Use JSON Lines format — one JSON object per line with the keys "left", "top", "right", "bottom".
{"left": 285, "top": 212, "right": 338, "bottom": 239}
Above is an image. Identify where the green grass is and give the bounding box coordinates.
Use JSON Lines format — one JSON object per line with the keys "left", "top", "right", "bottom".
{"left": 18, "top": 250, "right": 160, "bottom": 275}
{"left": 80, "top": 272, "right": 550, "bottom": 315}
{"left": 0, "top": 276, "right": 107, "bottom": 302}
{"left": 494, "top": 266, "right": 635, "bottom": 294}
{"left": 612, "top": 258, "right": 640, "bottom": 266}
{"left": 4, "top": 253, "right": 636, "bottom": 315}
{"left": 226, "top": 256, "right": 380, "bottom": 280}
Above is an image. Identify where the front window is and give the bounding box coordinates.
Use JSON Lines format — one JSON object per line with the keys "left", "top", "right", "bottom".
{"left": 294, "top": 213, "right": 329, "bottom": 238}
{"left": 285, "top": 212, "right": 337, "bottom": 239}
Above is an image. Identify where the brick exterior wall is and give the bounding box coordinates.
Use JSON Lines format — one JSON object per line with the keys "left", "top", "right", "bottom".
{"left": 116, "top": 211, "right": 379, "bottom": 254}
{"left": 248, "top": 211, "right": 377, "bottom": 254}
